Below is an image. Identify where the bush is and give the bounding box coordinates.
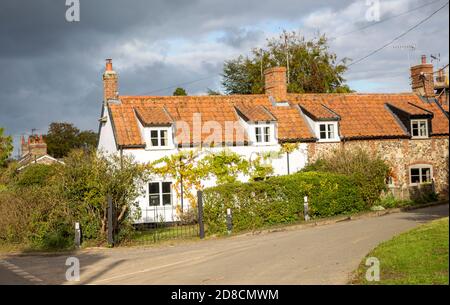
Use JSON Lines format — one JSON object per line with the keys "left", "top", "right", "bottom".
{"left": 302, "top": 147, "right": 390, "bottom": 208}
{"left": 17, "top": 164, "right": 56, "bottom": 187}
{"left": 378, "top": 193, "right": 412, "bottom": 209}
{"left": 203, "top": 171, "right": 365, "bottom": 234}
{"left": 0, "top": 149, "right": 147, "bottom": 250}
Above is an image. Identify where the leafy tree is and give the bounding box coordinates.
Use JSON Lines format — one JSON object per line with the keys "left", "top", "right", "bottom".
{"left": 222, "top": 31, "right": 352, "bottom": 94}
{"left": 0, "top": 127, "right": 13, "bottom": 167}
{"left": 58, "top": 150, "right": 147, "bottom": 241}
{"left": 173, "top": 87, "right": 188, "bottom": 96}
{"left": 206, "top": 88, "right": 222, "bottom": 96}
{"left": 199, "top": 150, "right": 250, "bottom": 185}
{"left": 45, "top": 123, "right": 98, "bottom": 158}
{"left": 302, "top": 147, "right": 390, "bottom": 207}
{"left": 149, "top": 150, "right": 204, "bottom": 211}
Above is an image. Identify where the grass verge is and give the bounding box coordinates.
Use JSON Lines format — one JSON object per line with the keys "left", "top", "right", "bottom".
{"left": 352, "top": 217, "right": 449, "bottom": 285}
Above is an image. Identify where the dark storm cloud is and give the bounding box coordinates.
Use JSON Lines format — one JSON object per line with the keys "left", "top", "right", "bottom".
{"left": 0, "top": 0, "right": 448, "bottom": 156}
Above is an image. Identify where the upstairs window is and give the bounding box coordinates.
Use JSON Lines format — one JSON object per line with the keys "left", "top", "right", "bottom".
{"left": 319, "top": 123, "right": 335, "bottom": 140}
{"left": 410, "top": 166, "right": 432, "bottom": 185}
{"left": 149, "top": 182, "right": 172, "bottom": 207}
{"left": 150, "top": 129, "right": 169, "bottom": 147}
{"left": 255, "top": 126, "right": 270, "bottom": 143}
{"left": 411, "top": 120, "right": 429, "bottom": 138}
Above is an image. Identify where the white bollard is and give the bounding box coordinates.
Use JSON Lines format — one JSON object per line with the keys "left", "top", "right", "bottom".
{"left": 304, "top": 196, "right": 310, "bottom": 221}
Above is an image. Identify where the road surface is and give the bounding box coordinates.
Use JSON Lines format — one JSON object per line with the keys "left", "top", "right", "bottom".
{"left": 0, "top": 204, "right": 448, "bottom": 285}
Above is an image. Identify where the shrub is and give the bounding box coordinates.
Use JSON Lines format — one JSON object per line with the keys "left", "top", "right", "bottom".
{"left": 17, "top": 164, "right": 56, "bottom": 187}
{"left": 302, "top": 147, "right": 390, "bottom": 208}
{"left": 203, "top": 171, "right": 365, "bottom": 234}
{"left": 378, "top": 193, "right": 412, "bottom": 209}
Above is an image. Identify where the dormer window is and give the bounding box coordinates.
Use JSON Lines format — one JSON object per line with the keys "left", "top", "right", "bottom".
{"left": 319, "top": 123, "right": 335, "bottom": 140}
{"left": 150, "top": 129, "right": 169, "bottom": 147}
{"left": 142, "top": 126, "right": 173, "bottom": 150}
{"left": 255, "top": 126, "right": 270, "bottom": 143}
{"left": 411, "top": 119, "right": 429, "bottom": 138}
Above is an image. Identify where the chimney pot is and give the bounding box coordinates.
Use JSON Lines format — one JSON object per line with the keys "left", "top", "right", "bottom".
{"left": 421, "top": 55, "right": 427, "bottom": 64}
{"left": 103, "top": 59, "right": 119, "bottom": 101}
{"left": 106, "top": 59, "right": 113, "bottom": 72}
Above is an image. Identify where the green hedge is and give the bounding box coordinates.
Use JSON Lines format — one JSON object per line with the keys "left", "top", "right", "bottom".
{"left": 203, "top": 171, "right": 365, "bottom": 234}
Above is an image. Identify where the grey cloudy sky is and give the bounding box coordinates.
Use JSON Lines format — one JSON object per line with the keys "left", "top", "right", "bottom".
{"left": 0, "top": 0, "right": 448, "bottom": 156}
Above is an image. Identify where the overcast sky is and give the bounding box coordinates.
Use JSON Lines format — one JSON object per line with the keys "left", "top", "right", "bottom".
{"left": 0, "top": 0, "right": 448, "bottom": 156}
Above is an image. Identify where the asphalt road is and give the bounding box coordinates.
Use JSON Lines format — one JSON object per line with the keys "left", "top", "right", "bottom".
{"left": 0, "top": 204, "right": 448, "bottom": 285}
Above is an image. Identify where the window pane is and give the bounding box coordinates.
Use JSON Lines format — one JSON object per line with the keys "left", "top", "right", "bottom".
{"left": 149, "top": 194, "right": 160, "bottom": 206}
{"left": 410, "top": 168, "right": 421, "bottom": 183}
{"left": 149, "top": 182, "right": 159, "bottom": 194}
{"left": 255, "top": 127, "right": 261, "bottom": 142}
{"left": 419, "top": 122, "right": 427, "bottom": 137}
{"left": 151, "top": 130, "right": 158, "bottom": 138}
{"left": 162, "top": 194, "right": 172, "bottom": 206}
{"left": 160, "top": 130, "right": 168, "bottom": 146}
{"left": 328, "top": 124, "right": 335, "bottom": 139}
{"left": 411, "top": 122, "right": 419, "bottom": 137}
{"left": 264, "top": 127, "right": 270, "bottom": 142}
{"left": 421, "top": 168, "right": 431, "bottom": 183}
{"left": 162, "top": 182, "right": 172, "bottom": 194}
{"left": 320, "top": 131, "right": 327, "bottom": 139}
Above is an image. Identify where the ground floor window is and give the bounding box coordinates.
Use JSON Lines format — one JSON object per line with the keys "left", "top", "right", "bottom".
{"left": 409, "top": 166, "right": 432, "bottom": 185}
{"left": 149, "top": 182, "right": 172, "bottom": 206}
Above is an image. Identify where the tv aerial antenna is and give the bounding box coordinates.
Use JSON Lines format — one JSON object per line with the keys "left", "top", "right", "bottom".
{"left": 393, "top": 44, "right": 416, "bottom": 67}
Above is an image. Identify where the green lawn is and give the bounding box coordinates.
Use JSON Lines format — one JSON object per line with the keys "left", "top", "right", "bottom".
{"left": 353, "top": 217, "right": 449, "bottom": 285}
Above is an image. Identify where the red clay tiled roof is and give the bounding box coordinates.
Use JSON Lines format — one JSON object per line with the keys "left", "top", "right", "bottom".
{"left": 107, "top": 93, "right": 449, "bottom": 147}
{"left": 134, "top": 106, "right": 173, "bottom": 126}
{"left": 289, "top": 93, "right": 449, "bottom": 140}
{"left": 386, "top": 101, "right": 432, "bottom": 116}
{"left": 298, "top": 101, "right": 339, "bottom": 120}
{"left": 235, "top": 104, "right": 275, "bottom": 122}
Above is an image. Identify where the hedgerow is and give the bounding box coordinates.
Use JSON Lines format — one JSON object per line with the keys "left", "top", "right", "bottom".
{"left": 203, "top": 171, "right": 365, "bottom": 234}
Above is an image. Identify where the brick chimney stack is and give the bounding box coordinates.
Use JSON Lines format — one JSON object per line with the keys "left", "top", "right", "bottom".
{"left": 264, "top": 67, "right": 287, "bottom": 101}
{"left": 410, "top": 55, "right": 435, "bottom": 98}
{"left": 21, "top": 135, "right": 47, "bottom": 158}
{"left": 103, "top": 59, "right": 119, "bottom": 102}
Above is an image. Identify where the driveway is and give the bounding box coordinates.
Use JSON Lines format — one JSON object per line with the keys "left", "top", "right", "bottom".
{"left": 0, "top": 204, "right": 448, "bottom": 285}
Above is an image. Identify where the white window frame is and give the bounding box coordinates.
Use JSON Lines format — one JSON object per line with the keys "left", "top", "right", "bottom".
{"left": 148, "top": 181, "right": 173, "bottom": 207}
{"left": 409, "top": 165, "right": 433, "bottom": 186}
{"left": 317, "top": 122, "right": 339, "bottom": 142}
{"left": 410, "top": 119, "right": 429, "bottom": 139}
{"left": 251, "top": 123, "right": 276, "bottom": 146}
{"left": 146, "top": 127, "right": 173, "bottom": 150}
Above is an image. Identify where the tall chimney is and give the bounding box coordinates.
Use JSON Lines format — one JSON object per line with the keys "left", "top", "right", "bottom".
{"left": 103, "top": 59, "right": 119, "bottom": 102}
{"left": 21, "top": 135, "right": 47, "bottom": 158}
{"left": 410, "top": 55, "right": 435, "bottom": 98}
{"left": 264, "top": 67, "right": 287, "bottom": 101}
{"left": 20, "top": 136, "right": 29, "bottom": 158}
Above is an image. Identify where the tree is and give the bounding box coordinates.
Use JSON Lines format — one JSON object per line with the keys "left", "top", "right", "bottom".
{"left": 59, "top": 150, "right": 147, "bottom": 241}
{"left": 149, "top": 150, "right": 204, "bottom": 211}
{"left": 0, "top": 127, "right": 13, "bottom": 167}
{"left": 173, "top": 87, "right": 188, "bottom": 96}
{"left": 45, "top": 123, "right": 98, "bottom": 158}
{"left": 199, "top": 150, "right": 250, "bottom": 185}
{"left": 206, "top": 88, "right": 222, "bottom": 96}
{"left": 222, "top": 31, "right": 352, "bottom": 94}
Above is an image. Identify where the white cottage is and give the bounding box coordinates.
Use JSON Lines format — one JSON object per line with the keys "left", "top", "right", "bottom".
{"left": 97, "top": 58, "right": 450, "bottom": 224}
{"left": 97, "top": 60, "right": 313, "bottom": 223}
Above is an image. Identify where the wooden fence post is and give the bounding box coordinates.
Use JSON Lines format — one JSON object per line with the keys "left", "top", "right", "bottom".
{"left": 107, "top": 194, "right": 115, "bottom": 246}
